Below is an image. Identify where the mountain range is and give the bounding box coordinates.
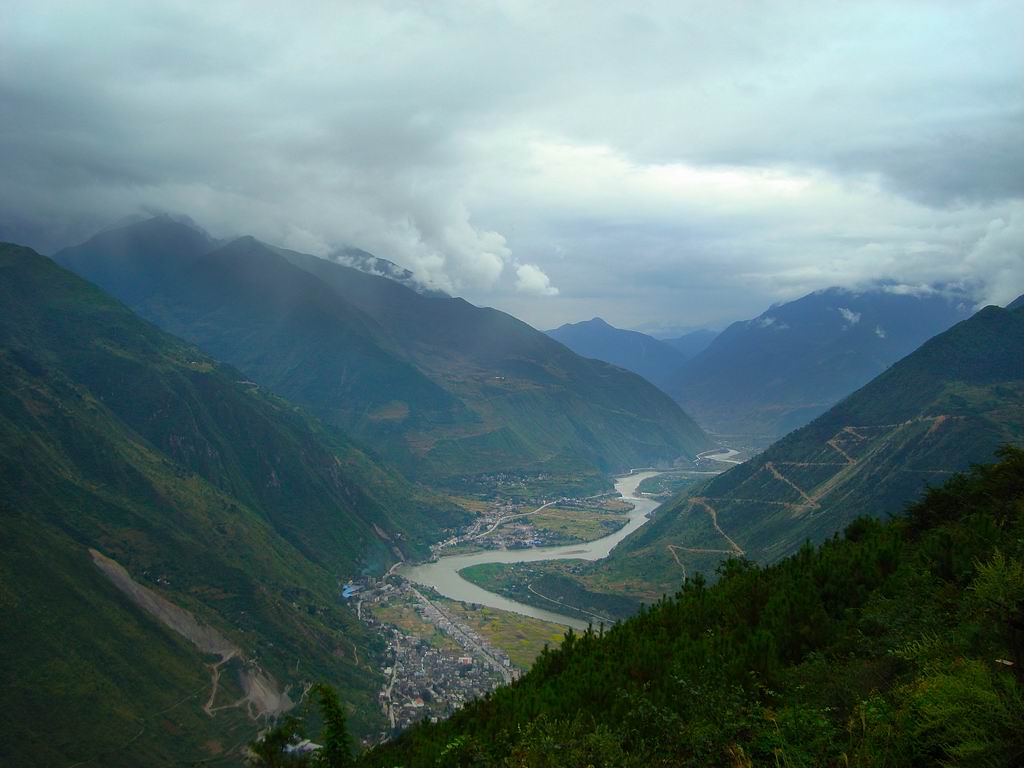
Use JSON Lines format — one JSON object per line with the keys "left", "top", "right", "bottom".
{"left": 600, "top": 300, "right": 1024, "bottom": 597}
{"left": 667, "top": 286, "right": 973, "bottom": 441}
{"left": 0, "top": 242, "right": 466, "bottom": 763}
{"left": 8, "top": 216, "right": 1022, "bottom": 765}
{"left": 545, "top": 317, "right": 698, "bottom": 391}
{"left": 56, "top": 218, "right": 710, "bottom": 486}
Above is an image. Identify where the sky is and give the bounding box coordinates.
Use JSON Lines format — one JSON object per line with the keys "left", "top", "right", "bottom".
{"left": 2, "top": 1, "right": 1022, "bottom": 333}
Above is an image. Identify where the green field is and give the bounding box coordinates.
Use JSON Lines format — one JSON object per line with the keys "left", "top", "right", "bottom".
{"left": 436, "top": 598, "right": 568, "bottom": 669}
{"left": 530, "top": 505, "right": 628, "bottom": 543}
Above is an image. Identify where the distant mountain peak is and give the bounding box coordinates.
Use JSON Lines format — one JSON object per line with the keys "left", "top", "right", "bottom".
{"left": 670, "top": 283, "right": 975, "bottom": 440}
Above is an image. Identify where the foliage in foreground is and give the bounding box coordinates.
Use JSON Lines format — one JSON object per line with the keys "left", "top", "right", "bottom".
{"left": 359, "top": 447, "right": 1024, "bottom": 767}
{"left": 252, "top": 684, "right": 355, "bottom": 768}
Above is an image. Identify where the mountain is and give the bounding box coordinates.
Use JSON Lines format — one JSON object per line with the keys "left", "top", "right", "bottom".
{"left": 56, "top": 214, "right": 218, "bottom": 305}
{"left": 601, "top": 301, "right": 1024, "bottom": 597}
{"left": 0, "top": 243, "right": 463, "bottom": 764}
{"left": 545, "top": 317, "right": 688, "bottom": 390}
{"left": 668, "top": 287, "right": 973, "bottom": 441}
{"left": 1008, "top": 292, "right": 1024, "bottom": 311}
{"left": 660, "top": 328, "right": 718, "bottom": 360}
{"left": 57, "top": 219, "right": 711, "bottom": 485}
{"left": 278, "top": 247, "right": 711, "bottom": 480}
{"left": 356, "top": 449, "right": 1024, "bottom": 766}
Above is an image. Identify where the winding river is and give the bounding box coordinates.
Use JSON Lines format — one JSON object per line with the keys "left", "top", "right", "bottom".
{"left": 398, "top": 471, "right": 662, "bottom": 630}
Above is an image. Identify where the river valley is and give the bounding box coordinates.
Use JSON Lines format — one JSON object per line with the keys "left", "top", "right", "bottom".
{"left": 399, "top": 471, "right": 662, "bottom": 630}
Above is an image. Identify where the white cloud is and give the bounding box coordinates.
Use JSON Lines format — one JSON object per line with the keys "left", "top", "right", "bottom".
{"left": 961, "top": 214, "right": 1024, "bottom": 307}
{"left": 837, "top": 307, "right": 861, "bottom": 326}
{"left": 515, "top": 263, "right": 559, "bottom": 296}
{"left": 881, "top": 283, "right": 939, "bottom": 297}
{"left": 875, "top": 326, "right": 887, "bottom": 339}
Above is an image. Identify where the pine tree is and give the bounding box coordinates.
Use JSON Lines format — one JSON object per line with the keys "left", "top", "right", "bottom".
{"left": 314, "top": 684, "right": 354, "bottom": 768}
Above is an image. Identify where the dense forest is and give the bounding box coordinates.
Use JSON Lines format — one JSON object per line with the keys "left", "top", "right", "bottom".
{"left": 344, "top": 447, "right": 1024, "bottom": 767}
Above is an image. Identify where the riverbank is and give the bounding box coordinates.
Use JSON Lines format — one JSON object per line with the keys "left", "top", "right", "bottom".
{"left": 398, "top": 471, "right": 662, "bottom": 629}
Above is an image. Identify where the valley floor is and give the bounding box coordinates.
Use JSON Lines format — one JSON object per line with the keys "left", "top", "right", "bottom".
{"left": 345, "top": 485, "right": 631, "bottom": 743}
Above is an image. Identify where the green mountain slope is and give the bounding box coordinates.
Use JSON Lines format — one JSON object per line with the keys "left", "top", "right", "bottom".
{"left": 0, "top": 243, "right": 461, "bottom": 765}
{"left": 143, "top": 235, "right": 460, "bottom": 433}
{"left": 283, "top": 246, "right": 711, "bottom": 479}
{"left": 604, "top": 303, "right": 1024, "bottom": 597}
{"left": 57, "top": 219, "right": 711, "bottom": 484}
{"left": 356, "top": 449, "right": 1024, "bottom": 767}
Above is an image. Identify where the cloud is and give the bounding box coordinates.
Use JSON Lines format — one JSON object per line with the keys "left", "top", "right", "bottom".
{"left": 0, "top": 1, "right": 1021, "bottom": 329}
{"left": 961, "top": 214, "right": 1024, "bottom": 307}
{"left": 880, "top": 283, "right": 940, "bottom": 298}
{"left": 756, "top": 316, "right": 789, "bottom": 330}
{"left": 874, "top": 326, "right": 887, "bottom": 339}
{"left": 837, "top": 307, "right": 861, "bottom": 326}
{"left": 515, "top": 263, "right": 559, "bottom": 296}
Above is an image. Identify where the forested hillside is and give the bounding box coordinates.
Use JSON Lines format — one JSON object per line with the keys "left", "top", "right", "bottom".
{"left": 57, "top": 218, "right": 710, "bottom": 486}
{"left": 357, "top": 449, "right": 1024, "bottom": 767}
{"left": 0, "top": 243, "right": 462, "bottom": 765}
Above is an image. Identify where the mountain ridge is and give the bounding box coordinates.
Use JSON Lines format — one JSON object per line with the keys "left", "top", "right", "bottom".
{"left": 668, "top": 286, "right": 973, "bottom": 441}
{"left": 56, "top": 218, "right": 712, "bottom": 484}
{"left": 600, "top": 301, "right": 1024, "bottom": 597}
{"left": 545, "top": 317, "right": 689, "bottom": 391}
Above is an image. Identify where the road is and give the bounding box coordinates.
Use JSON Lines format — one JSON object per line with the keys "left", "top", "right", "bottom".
{"left": 382, "top": 656, "right": 399, "bottom": 729}
{"left": 408, "top": 585, "right": 513, "bottom": 684}
{"left": 526, "top": 582, "right": 614, "bottom": 625}
{"left": 470, "top": 500, "right": 558, "bottom": 541}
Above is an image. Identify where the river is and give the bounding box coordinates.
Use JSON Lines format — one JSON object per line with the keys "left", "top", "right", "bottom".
{"left": 398, "top": 471, "right": 662, "bottom": 630}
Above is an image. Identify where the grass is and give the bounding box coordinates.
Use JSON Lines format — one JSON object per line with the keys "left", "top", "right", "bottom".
{"left": 369, "top": 600, "right": 460, "bottom": 652}
{"left": 530, "top": 507, "right": 628, "bottom": 543}
{"left": 444, "top": 495, "right": 493, "bottom": 514}
{"left": 435, "top": 598, "right": 568, "bottom": 669}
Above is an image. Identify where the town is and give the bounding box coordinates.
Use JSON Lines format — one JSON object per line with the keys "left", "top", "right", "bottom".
{"left": 348, "top": 574, "right": 523, "bottom": 743}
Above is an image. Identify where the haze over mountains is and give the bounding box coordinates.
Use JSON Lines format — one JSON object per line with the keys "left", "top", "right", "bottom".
{"left": 669, "top": 287, "right": 973, "bottom": 441}
{"left": 546, "top": 318, "right": 709, "bottom": 391}
{"left": 57, "top": 217, "right": 710, "bottom": 486}
{"left": 4, "top": 224, "right": 1022, "bottom": 765}
{"left": 547, "top": 289, "right": 976, "bottom": 447}
{"left": 660, "top": 328, "right": 719, "bottom": 359}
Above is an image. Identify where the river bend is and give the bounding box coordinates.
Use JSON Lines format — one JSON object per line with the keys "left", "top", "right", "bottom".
{"left": 398, "top": 471, "right": 661, "bottom": 630}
